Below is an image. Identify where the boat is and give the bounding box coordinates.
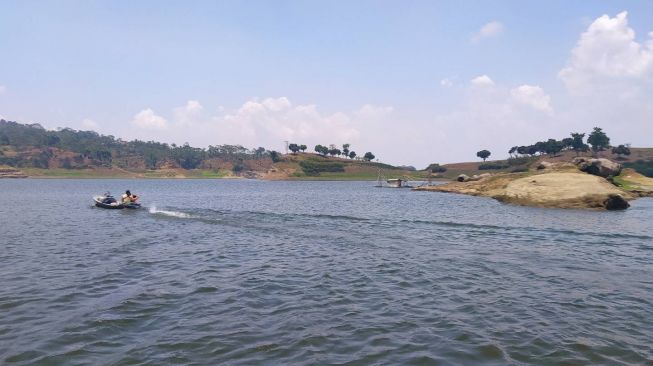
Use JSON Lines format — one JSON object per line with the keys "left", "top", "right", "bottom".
{"left": 375, "top": 169, "right": 414, "bottom": 188}
{"left": 93, "top": 192, "right": 141, "bottom": 209}
{"left": 385, "top": 178, "right": 413, "bottom": 188}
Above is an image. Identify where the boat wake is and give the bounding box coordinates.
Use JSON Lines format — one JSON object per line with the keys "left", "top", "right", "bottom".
{"left": 148, "top": 205, "right": 192, "bottom": 219}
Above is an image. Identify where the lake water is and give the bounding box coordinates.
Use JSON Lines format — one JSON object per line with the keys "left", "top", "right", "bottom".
{"left": 1, "top": 179, "right": 652, "bottom": 365}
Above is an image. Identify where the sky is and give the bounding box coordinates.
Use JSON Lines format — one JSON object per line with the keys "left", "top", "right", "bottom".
{"left": 1, "top": 0, "right": 653, "bottom": 167}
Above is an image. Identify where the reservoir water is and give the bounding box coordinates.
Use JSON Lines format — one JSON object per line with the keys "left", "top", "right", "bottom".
{"left": 1, "top": 179, "right": 652, "bottom": 365}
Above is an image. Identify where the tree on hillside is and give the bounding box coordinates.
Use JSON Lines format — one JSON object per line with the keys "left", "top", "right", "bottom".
{"left": 288, "top": 143, "right": 300, "bottom": 154}
{"left": 561, "top": 137, "right": 573, "bottom": 150}
{"left": 172, "top": 142, "right": 205, "bottom": 169}
{"left": 300, "top": 144, "right": 307, "bottom": 152}
{"left": 254, "top": 147, "right": 266, "bottom": 158}
{"left": 534, "top": 141, "right": 547, "bottom": 155}
{"left": 363, "top": 152, "right": 375, "bottom": 161}
{"left": 348, "top": 151, "right": 356, "bottom": 159}
{"left": 508, "top": 146, "right": 518, "bottom": 158}
{"left": 328, "top": 148, "right": 341, "bottom": 157}
{"left": 544, "top": 139, "right": 564, "bottom": 156}
{"left": 516, "top": 146, "right": 528, "bottom": 156}
{"left": 587, "top": 127, "right": 610, "bottom": 155}
{"left": 612, "top": 144, "right": 631, "bottom": 159}
{"left": 269, "top": 151, "right": 281, "bottom": 162}
{"left": 476, "top": 149, "right": 491, "bottom": 161}
{"left": 570, "top": 132, "right": 589, "bottom": 156}
{"left": 314, "top": 144, "right": 328, "bottom": 156}
{"left": 342, "top": 143, "right": 350, "bottom": 157}
{"left": 428, "top": 163, "right": 447, "bottom": 173}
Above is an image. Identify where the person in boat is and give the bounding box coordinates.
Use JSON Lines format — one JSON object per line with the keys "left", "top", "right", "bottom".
{"left": 122, "top": 190, "right": 138, "bottom": 204}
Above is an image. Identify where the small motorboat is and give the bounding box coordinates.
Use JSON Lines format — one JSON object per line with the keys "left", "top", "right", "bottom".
{"left": 93, "top": 192, "right": 141, "bottom": 209}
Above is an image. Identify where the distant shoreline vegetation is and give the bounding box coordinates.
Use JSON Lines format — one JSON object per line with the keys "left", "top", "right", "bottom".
{"left": 0, "top": 119, "right": 275, "bottom": 170}
{"left": 0, "top": 120, "right": 386, "bottom": 177}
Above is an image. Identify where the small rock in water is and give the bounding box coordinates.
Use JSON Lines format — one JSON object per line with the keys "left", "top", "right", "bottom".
{"left": 604, "top": 194, "right": 629, "bottom": 210}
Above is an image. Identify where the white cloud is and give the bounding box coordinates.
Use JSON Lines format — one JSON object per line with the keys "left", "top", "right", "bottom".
{"left": 214, "top": 97, "right": 360, "bottom": 146}
{"left": 355, "top": 104, "right": 394, "bottom": 119}
{"left": 440, "top": 78, "right": 453, "bottom": 87}
{"left": 471, "top": 21, "right": 504, "bottom": 43}
{"left": 132, "top": 108, "right": 168, "bottom": 130}
{"left": 262, "top": 97, "right": 291, "bottom": 111}
{"left": 471, "top": 74, "right": 495, "bottom": 86}
{"left": 0, "top": 85, "right": 6, "bottom": 93}
{"left": 559, "top": 11, "right": 653, "bottom": 92}
{"left": 81, "top": 118, "right": 99, "bottom": 129}
{"left": 510, "top": 85, "right": 553, "bottom": 114}
{"left": 174, "top": 100, "right": 203, "bottom": 126}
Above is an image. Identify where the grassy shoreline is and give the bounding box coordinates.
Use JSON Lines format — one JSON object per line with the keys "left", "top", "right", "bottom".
{"left": 17, "top": 166, "right": 432, "bottom": 181}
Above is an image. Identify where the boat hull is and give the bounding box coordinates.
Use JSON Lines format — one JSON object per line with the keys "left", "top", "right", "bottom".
{"left": 93, "top": 197, "right": 141, "bottom": 209}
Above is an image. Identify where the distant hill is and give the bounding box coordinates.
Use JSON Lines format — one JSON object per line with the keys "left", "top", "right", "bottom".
{"left": 0, "top": 119, "right": 417, "bottom": 179}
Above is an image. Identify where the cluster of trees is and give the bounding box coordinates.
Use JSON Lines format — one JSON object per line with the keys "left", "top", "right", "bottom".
{"left": 287, "top": 142, "right": 376, "bottom": 162}
{"left": 313, "top": 143, "right": 358, "bottom": 159}
{"left": 506, "top": 127, "right": 621, "bottom": 158}
{"left": 0, "top": 120, "right": 279, "bottom": 170}
{"left": 287, "top": 143, "right": 307, "bottom": 153}
{"left": 475, "top": 127, "right": 632, "bottom": 163}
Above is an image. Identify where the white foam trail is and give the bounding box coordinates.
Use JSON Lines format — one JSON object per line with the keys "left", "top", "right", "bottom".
{"left": 148, "top": 205, "right": 191, "bottom": 218}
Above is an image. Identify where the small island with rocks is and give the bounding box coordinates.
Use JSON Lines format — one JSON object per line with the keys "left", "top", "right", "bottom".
{"left": 416, "top": 158, "right": 653, "bottom": 210}
{"left": 416, "top": 128, "right": 653, "bottom": 210}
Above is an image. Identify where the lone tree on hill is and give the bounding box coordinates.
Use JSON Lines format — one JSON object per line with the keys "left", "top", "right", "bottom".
{"left": 288, "top": 143, "right": 300, "bottom": 154}
{"left": 314, "top": 144, "right": 329, "bottom": 156}
{"left": 476, "top": 149, "right": 491, "bottom": 161}
{"left": 300, "top": 144, "right": 307, "bottom": 152}
{"left": 342, "top": 143, "right": 350, "bottom": 157}
{"left": 508, "top": 146, "right": 518, "bottom": 158}
{"left": 348, "top": 151, "right": 356, "bottom": 159}
{"left": 570, "top": 132, "right": 589, "bottom": 156}
{"left": 612, "top": 144, "right": 631, "bottom": 159}
{"left": 587, "top": 127, "right": 610, "bottom": 155}
{"left": 363, "top": 152, "right": 375, "bottom": 161}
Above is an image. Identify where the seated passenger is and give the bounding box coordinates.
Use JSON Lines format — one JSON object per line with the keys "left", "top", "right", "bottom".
{"left": 122, "top": 190, "right": 132, "bottom": 203}
{"left": 122, "top": 190, "right": 138, "bottom": 204}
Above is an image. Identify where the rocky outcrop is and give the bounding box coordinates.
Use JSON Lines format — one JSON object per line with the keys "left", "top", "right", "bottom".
{"left": 457, "top": 173, "right": 490, "bottom": 182}
{"left": 573, "top": 158, "right": 622, "bottom": 178}
{"left": 457, "top": 174, "right": 470, "bottom": 182}
{"left": 537, "top": 161, "right": 553, "bottom": 170}
{"left": 469, "top": 173, "right": 491, "bottom": 181}
{"left": 415, "top": 171, "right": 635, "bottom": 210}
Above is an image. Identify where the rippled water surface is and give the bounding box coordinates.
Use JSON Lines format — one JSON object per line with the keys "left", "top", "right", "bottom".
{"left": 1, "top": 179, "right": 652, "bottom": 365}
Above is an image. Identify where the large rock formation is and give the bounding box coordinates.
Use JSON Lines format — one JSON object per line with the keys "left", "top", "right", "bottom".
{"left": 573, "top": 158, "right": 622, "bottom": 178}
{"left": 415, "top": 171, "right": 634, "bottom": 210}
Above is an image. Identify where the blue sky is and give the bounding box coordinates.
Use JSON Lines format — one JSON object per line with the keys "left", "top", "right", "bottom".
{"left": 1, "top": 1, "right": 653, "bottom": 166}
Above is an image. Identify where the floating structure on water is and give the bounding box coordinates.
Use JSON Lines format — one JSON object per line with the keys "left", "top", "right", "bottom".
{"left": 375, "top": 169, "right": 414, "bottom": 188}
